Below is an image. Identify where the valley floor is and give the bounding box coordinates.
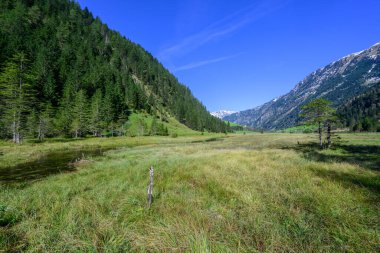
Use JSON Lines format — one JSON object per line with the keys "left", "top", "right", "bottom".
{"left": 1, "top": 133, "right": 379, "bottom": 252}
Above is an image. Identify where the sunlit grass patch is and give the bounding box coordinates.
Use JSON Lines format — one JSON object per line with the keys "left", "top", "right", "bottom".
{"left": 0, "top": 133, "right": 379, "bottom": 252}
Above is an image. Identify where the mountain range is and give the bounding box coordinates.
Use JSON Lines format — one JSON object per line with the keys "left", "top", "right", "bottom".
{"left": 224, "top": 42, "right": 380, "bottom": 129}
{"left": 210, "top": 110, "right": 236, "bottom": 119}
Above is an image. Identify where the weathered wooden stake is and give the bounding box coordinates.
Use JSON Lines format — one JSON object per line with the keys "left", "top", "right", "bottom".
{"left": 147, "top": 166, "right": 154, "bottom": 208}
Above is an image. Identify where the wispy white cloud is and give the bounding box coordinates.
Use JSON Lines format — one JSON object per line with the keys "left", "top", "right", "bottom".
{"left": 158, "top": 0, "right": 289, "bottom": 61}
{"left": 173, "top": 53, "right": 243, "bottom": 72}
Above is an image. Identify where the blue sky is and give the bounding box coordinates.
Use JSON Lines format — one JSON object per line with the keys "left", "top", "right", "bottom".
{"left": 77, "top": 0, "right": 380, "bottom": 112}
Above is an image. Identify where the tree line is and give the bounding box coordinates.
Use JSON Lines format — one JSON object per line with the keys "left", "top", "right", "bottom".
{"left": 0, "top": 0, "right": 229, "bottom": 143}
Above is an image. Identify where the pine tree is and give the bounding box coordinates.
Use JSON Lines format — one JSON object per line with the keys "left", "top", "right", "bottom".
{"left": 300, "top": 98, "right": 336, "bottom": 148}
{"left": 101, "top": 90, "right": 114, "bottom": 136}
{"left": 26, "top": 109, "right": 38, "bottom": 138}
{"left": 89, "top": 89, "right": 103, "bottom": 136}
{"left": 56, "top": 86, "right": 75, "bottom": 137}
{"left": 36, "top": 104, "right": 54, "bottom": 141}
{"left": 150, "top": 117, "right": 158, "bottom": 136}
{"left": 71, "top": 89, "right": 88, "bottom": 138}
{"left": 0, "top": 52, "right": 35, "bottom": 143}
{"left": 116, "top": 114, "right": 128, "bottom": 136}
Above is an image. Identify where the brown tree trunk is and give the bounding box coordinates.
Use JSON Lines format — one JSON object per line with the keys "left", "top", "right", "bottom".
{"left": 12, "top": 112, "right": 16, "bottom": 143}
{"left": 318, "top": 121, "right": 323, "bottom": 148}
{"left": 38, "top": 124, "right": 44, "bottom": 141}
{"left": 16, "top": 112, "right": 21, "bottom": 144}
{"left": 13, "top": 58, "right": 23, "bottom": 144}
{"left": 327, "top": 122, "right": 331, "bottom": 148}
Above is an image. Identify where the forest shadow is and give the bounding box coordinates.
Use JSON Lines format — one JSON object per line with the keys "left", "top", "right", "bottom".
{"left": 0, "top": 148, "right": 110, "bottom": 184}
{"left": 191, "top": 137, "right": 225, "bottom": 143}
{"left": 27, "top": 137, "right": 86, "bottom": 144}
{"left": 311, "top": 166, "right": 380, "bottom": 196}
{"left": 282, "top": 143, "right": 380, "bottom": 195}
{"left": 286, "top": 143, "right": 380, "bottom": 171}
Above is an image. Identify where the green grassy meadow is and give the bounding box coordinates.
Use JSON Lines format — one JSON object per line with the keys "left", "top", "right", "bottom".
{"left": 279, "top": 125, "right": 318, "bottom": 134}
{"left": 1, "top": 133, "right": 379, "bottom": 252}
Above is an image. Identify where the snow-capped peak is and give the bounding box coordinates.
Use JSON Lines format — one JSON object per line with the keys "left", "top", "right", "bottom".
{"left": 210, "top": 110, "right": 236, "bottom": 119}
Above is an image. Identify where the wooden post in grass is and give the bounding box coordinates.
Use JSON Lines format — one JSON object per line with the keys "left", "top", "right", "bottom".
{"left": 147, "top": 166, "right": 154, "bottom": 208}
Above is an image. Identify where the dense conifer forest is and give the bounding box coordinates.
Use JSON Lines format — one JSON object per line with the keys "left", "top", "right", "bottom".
{"left": 338, "top": 88, "right": 380, "bottom": 132}
{"left": 0, "top": 0, "right": 229, "bottom": 141}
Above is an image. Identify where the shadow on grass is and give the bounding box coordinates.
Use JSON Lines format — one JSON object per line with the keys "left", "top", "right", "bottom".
{"left": 191, "top": 137, "right": 224, "bottom": 143}
{"left": 283, "top": 143, "right": 380, "bottom": 195}
{"left": 287, "top": 143, "right": 380, "bottom": 171}
{"left": 26, "top": 137, "right": 86, "bottom": 144}
{"left": 0, "top": 204, "right": 21, "bottom": 228}
{"left": 311, "top": 167, "right": 380, "bottom": 196}
{"left": 0, "top": 148, "right": 111, "bottom": 184}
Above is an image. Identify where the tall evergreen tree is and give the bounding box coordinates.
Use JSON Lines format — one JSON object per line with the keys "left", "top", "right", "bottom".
{"left": 71, "top": 89, "right": 88, "bottom": 138}
{"left": 89, "top": 89, "right": 103, "bottom": 136}
{"left": 0, "top": 52, "right": 35, "bottom": 143}
{"left": 36, "top": 104, "right": 54, "bottom": 141}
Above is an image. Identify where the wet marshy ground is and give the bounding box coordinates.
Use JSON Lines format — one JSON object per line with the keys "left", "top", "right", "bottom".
{"left": 0, "top": 148, "right": 112, "bottom": 183}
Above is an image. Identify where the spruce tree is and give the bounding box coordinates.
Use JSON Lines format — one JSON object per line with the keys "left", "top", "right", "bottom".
{"left": 89, "top": 89, "right": 103, "bottom": 137}
{"left": 71, "top": 89, "right": 88, "bottom": 138}
{"left": 36, "top": 104, "right": 54, "bottom": 141}
{"left": 150, "top": 117, "right": 158, "bottom": 136}
{"left": 0, "top": 52, "right": 35, "bottom": 143}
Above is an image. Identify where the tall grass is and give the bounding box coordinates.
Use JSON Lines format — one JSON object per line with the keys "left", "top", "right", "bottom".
{"left": 1, "top": 134, "right": 379, "bottom": 252}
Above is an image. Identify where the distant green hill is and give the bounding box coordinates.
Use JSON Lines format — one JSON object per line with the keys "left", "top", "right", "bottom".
{"left": 0, "top": 0, "right": 228, "bottom": 141}
{"left": 224, "top": 121, "right": 257, "bottom": 132}
{"left": 224, "top": 121, "right": 241, "bottom": 127}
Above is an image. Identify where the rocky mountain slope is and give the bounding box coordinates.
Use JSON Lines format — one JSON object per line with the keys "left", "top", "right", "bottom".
{"left": 224, "top": 42, "right": 380, "bottom": 129}
{"left": 210, "top": 110, "right": 236, "bottom": 119}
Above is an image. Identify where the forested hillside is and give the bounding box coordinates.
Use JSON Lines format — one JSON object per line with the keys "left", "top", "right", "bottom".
{"left": 0, "top": 0, "right": 228, "bottom": 142}
{"left": 338, "top": 88, "right": 380, "bottom": 131}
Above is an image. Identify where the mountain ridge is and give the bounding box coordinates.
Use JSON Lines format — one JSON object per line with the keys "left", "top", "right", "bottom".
{"left": 210, "top": 110, "right": 236, "bottom": 119}
{"left": 224, "top": 42, "right": 380, "bottom": 129}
